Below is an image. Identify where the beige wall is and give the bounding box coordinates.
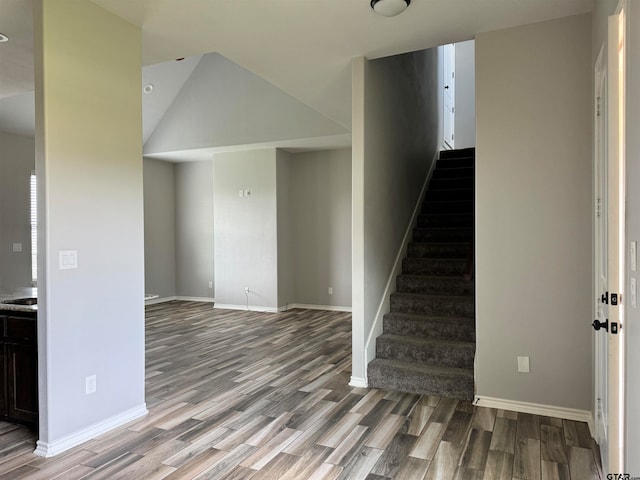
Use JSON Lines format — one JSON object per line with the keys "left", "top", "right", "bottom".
{"left": 475, "top": 14, "right": 592, "bottom": 410}
{"left": 34, "top": 0, "right": 145, "bottom": 452}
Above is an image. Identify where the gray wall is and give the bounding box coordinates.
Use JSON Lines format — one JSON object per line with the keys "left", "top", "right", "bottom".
{"left": 352, "top": 47, "right": 442, "bottom": 383}
{"left": 290, "top": 149, "right": 352, "bottom": 308}
{"left": 0, "top": 131, "right": 34, "bottom": 291}
{"left": 276, "top": 150, "right": 294, "bottom": 308}
{"left": 34, "top": 0, "right": 145, "bottom": 448}
{"left": 175, "top": 160, "right": 214, "bottom": 299}
{"left": 454, "top": 40, "right": 476, "bottom": 149}
{"left": 144, "top": 53, "right": 347, "bottom": 155}
{"left": 143, "top": 158, "right": 176, "bottom": 298}
{"left": 213, "top": 149, "right": 279, "bottom": 310}
{"left": 475, "top": 14, "right": 592, "bottom": 410}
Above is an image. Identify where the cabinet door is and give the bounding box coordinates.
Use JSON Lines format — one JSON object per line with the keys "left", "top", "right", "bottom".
{"left": 0, "top": 345, "right": 6, "bottom": 416}
{"left": 6, "top": 342, "right": 38, "bottom": 425}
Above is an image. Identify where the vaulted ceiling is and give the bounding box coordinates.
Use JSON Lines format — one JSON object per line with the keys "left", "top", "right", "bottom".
{"left": 0, "top": 0, "right": 594, "bottom": 150}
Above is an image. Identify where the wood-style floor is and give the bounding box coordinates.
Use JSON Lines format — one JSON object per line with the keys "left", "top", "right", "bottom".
{"left": 0, "top": 301, "right": 602, "bottom": 479}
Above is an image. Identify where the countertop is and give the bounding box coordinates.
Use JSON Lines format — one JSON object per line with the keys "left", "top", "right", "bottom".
{"left": 0, "top": 288, "right": 159, "bottom": 313}
{"left": 0, "top": 287, "right": 37, "bottom": 313}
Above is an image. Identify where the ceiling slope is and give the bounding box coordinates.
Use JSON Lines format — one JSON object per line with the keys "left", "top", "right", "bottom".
{"left": 143, "top": 52, "right": 348, "bottom": 159}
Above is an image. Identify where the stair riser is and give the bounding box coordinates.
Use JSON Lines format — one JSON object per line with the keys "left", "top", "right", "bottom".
{"left": 383, "top": 316, "right": 476, "bottom": 342}
{"left": 368, "top": 363, "right": 473, "bottom": 400}
{"left": 396, "top": 276, "right": 474, "bottom": 295}
{"left": 376, "top": 338, "right": 474, "bottom": 368}
{"left": 432, "top": 167, "right": 474, "bottom": 179}
{"left": 390, "top": 294, "right": 474, "bottom": 317}
{"left": 402, "top": 259, "right": 466, "bottom": 276}
{"left": 429, "top": 178, "right": 474, "bottom": 190}
{"left": 422, "top": 201, "right": 474, "bottom": 214}
{"left": 413, "top": 229, "right": 473, "bottom": 242}
{"left": 417, "top": 214, "right": 473, "bottom": 228}
{"left": 407, "top": 243, "right": 469, "bottom": 258}
{"left": 424, "top": 189, "right": 473, "bottom": 202}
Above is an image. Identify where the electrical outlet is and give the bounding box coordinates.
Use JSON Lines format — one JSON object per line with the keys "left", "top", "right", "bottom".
{"left": 328, "top": 287, "right": 333, "bottom": 295}
{"left": 517, "top": 356, "right": 530, "bottom": 373}
{"left": 85, "top": 375, "right": 96, "bottom": 395}
{"left": 208, "top": 281, "right": 213, "bottom": 289}
{"left": 244, "top": 287, "right": 250, "bottom": 294}
{"left": 244, "top": 189, "right": 251, "bottom": 197}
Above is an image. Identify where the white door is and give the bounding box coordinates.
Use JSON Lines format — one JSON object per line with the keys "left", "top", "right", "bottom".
{"left": 443, "top": 43, "right": 455, "bottom": 149}
{"left": 593, "top": 44, "right": 609, "bottom": 472}
{"left": 606, "top": 9, "right": 626, "bottom": 472}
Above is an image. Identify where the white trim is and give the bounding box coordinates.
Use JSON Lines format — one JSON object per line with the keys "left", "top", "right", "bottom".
{"left": 214, "top": 303, "right": 279, "bottom": 313}
{"left": 285, "top": 304, "right": 352, "bottom": 312}
{"left": 145, "top": 296, "right": 215, "bottom": 305}
{"left": 144, "top": 296, "right": 177, "bottom": 305}
{"left": 34, "top": 404, "right": 148, "bottom": 458}
{"left": 474, "top": 396, "right": 595, "bottom": 438}
{"left": 349, "top": 376, "right": 368, "bottom": 388}
{"left": 363, "top": 150, "right": 440, "bottom": 377}
{"left": 175, "top": 296, "right": 215, "bottom": 303}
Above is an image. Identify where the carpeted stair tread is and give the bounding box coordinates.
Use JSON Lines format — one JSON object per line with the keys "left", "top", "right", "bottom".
{"left": 376, "top": 334, "right": 475, "bottom": 368}
{"left": 429, "top": 178, "right": 474, "bottom": 190}
{"left": 396, "top": 274, "right": 474, "bottom": 295}
{"left": 407, "top": 242, "right": 471, "bottom": 259}
{"left": 413, "top": 227, "right": 473, "bottom": 242}
{"left": 422, "top": 200, "right": 474, "bottom": 214}
{"left": 433, "top": 167, "right": 474, "bottom": 179}
{"left": 418, "top": 213, "right": 473, "bottom": 228}
{"left": 383, "top": 312, "right": 476, "bottom": 341}
{"left": 424, "top": 188, "right": 474, "bottom": 202}
{"left": 440, "top": 147, "right": 475, "bottom": 159}
{"left": 402, "top": 258, "right": 467, "bottom": 276}
{"left": 390, "top": 292, "right": 474, "bottom": 317}
{"left": 367, "top": 358, "right": 473, "bottom": 400}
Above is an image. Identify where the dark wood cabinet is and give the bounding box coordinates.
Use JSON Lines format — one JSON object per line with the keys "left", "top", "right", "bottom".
{"left": 0, "top": 310, "right": 38, "bottom": 428}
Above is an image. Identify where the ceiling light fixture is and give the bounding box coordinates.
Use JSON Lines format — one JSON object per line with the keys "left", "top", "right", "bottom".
{"left": 0, "top": 33, "right": 8, "bottom": 42}
{"left": 370, "top": 0, "right": 410, "bottom": 17}
{"left": 143, "top": 84, "right": 154, "bottom": 94}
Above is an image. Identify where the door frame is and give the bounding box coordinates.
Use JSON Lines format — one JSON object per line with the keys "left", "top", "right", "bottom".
{"left": 593, "top": 41, "right": 609, "bottom": 472}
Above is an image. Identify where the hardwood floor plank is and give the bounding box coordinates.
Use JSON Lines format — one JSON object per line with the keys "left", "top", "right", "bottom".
{"left": 540, "top": 424, "right": 568, "bottom": 464}
{"left": 567, "top": 446, "right": 600, "bottom": 480}
{"left": 408, "top": 422, "right": 447, "bottom": 460}
{"left": 424, "top": 440, "right": 462, "bottom": 480}
{"left": 490, "top": 418, "right": 517, "bottom": 454}
{"left": 563, "top": 421, "right": 592, "bottom": 449}
{"left": 364, "top": 414, "right": 404, "bottom": 450}
{"left": 541, "top": 460, "right": 570, "bottom": 480}
{"left": 459, "top": 428, "right": 492, "bottom": 470}
{"left": 483, "top": 450, "right": 513, "bottom": 480}
{"left": 472, "top": 407, "right": 497, "bottom": 432}
{"left": 516, "top": 413, "right": 540, "bottom": 441}
{"left": 513, "top": 437, "right": 541, "bottom": 480}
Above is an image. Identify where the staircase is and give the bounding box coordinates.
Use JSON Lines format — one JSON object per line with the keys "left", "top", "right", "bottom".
{"left": 367, "top": 147, "right": 475, "bottom": 400}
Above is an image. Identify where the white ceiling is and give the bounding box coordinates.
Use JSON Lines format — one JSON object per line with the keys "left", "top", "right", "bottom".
{"left": 0, "top": 0, "right": 594, "bottom": 147}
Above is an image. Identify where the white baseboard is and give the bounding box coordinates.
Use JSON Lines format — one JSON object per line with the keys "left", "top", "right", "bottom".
{"left": 146, "top": 296, "right": 215, "bottom": 305}
{"left": 285, "top": 304, "right": 352, "bottom": 312}
{"left": 474, "top": 396, "right": 595, "bottom": 438}
{"left": 175, "top": 296, "right": 215, "bottom": 303}
{"left": 34, "top": 404, "right": 148, "bottom": 458}
{"left": 214, "top": 303, "right": 279, "bottom": 313}
{"left": 349, "top": 376, "right": 368, "bottom": 388}
{"left": 363, "top": 151, "right": 440, "bottom": 377}
{"left": 145, "top": 296, "right": 177, "bottom": 305}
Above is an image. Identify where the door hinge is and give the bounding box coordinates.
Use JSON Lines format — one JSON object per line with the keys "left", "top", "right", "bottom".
{"left": 596, "top": 96, "right": 601, "bottom": 117}
{"left": 601, "top": 292, "right": 608, "bottom": 304}
{"left": 596, "top": 198, "right": 601, "bottom": 218}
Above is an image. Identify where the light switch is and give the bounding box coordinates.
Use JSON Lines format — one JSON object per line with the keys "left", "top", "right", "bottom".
{"left": 59, "top": 250, "right": 78, "bottom": 270}
{"left": 632, "top": 277, "right": 637, "bottom": 308}
{"left": 12, "top": 243, "right": 22, "bottom": 252}
{"left": 238, "top": 189, "right": 244, "bottom": 198}
{"left": 517, "top": 356, "right": 530, "bottom": 373}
